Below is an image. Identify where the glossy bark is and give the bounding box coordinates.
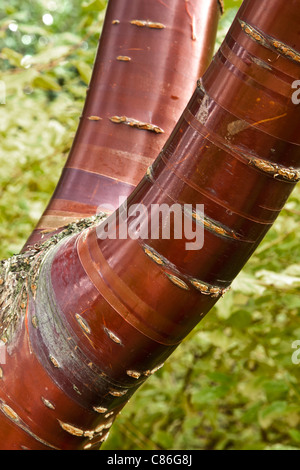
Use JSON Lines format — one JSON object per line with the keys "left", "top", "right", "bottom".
{"left": 25, "top": 0, "right": 220, "bottom": 248}
{"left": 0, "top": 0, "right": 221, "bottom": 450}
{"left": 48, "top": 0, "right": 299, "bottom": 447}
{"left": 2, "top": 0, "right": 300, "bottom": 452}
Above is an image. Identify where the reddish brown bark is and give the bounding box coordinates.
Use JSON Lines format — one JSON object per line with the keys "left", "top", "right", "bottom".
{"left": 25, "top": 0, "right": 221, "bottom": 248}
{"left": 1, "top": 0, "right": 299, "bottom": 452}
{"left": 0, "top": 0, "right": 221, "bottom": 450}
{"left": 46, "top": 0, "right": 299, "bottom": 447}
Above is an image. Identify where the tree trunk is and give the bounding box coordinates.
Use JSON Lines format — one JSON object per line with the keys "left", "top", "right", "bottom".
{"left": 25, "top": 0, "right": 221, "bottom": 249}
{"left": 0, "top": 0, "right": 221, "bottom": 450}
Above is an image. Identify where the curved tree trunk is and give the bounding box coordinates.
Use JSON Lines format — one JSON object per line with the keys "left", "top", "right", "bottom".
{"left": 25, "top": 0, "right": 221, "bottom": 248}
{"left": 2, "top": 0, "right": 300, "bottom": 451}
{"left": 0, "top": 0, "right": 221, "bottom": 450}
{"left": 2, "top": 0, "right": 300, "bottom": 452}
{"left": 39, "top": 4, "right": 299, "bottom": 451}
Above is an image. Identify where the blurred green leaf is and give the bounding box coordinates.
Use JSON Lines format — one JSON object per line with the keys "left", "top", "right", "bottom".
{"left": 263, "top": 381, "right": 290, "bottom": 402}
{"left": 1, "top": 47, "right": 23, "bottom": 67}
{"left": 259, "top": 401, "right": 289, "bottom": 429}
{"left": 289, "top": 429, "right": 300, "bottom": 443}
{"left": 32, "top": 73, "right": 61, "bottom": 91}
{"left": 73, "top": 60, "right": 92, "bottom": 84}
{"left": 82, "top": 0, "right": 107, "bottom": 12}
{"left": 28, "top": 45, "right": 73, "bottom": 66}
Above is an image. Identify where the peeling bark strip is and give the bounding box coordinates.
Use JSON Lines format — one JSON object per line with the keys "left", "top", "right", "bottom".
{"left": 104, "top": 327, "right": 122, "bottom": 345}
{"left": 58, "top": 418, "right": 112, "bottom": 443}
{"left": 184, "top": 0, "right": 197, "bottom": 41}
{"left": 116, "top": 56, "right": 131, "bottom": 61}
{"left": 165, "top": 273, "right": 189, "bottom": 291}
{"left": 0, "top": 401, "right": 59, "bottom": 449}
{"left": 75, "top": 314, "right": 91, "bottom": 334}
{"left": 109, "top": 389, "right": 128, "bottom": 397}
{"left": 142, "top": 245, "right": 230, "bottom": 298}
{"left": 58, "top": 420, "right": 93, "bottom": 438}
{"left": 1, "top": 403, "right": 19, "bottom": 422}
{"left": 249, "top": 158, "right": 300, "bottom": 182}
{"left": 239, "top": 20, "right": 300, "bottom": 64}
{"left": 239, "top": 20, "right": 267, "bottom": 47}
{"left": 41, "top": 397, "right": 55, "bottom": 410}
{"left": 187, "top": 208, "right": 248, "bottom": 242}
{"left": 190, "top": 279, "right": 230, "bottom": 298}
{"left": 130, "top": 19, "right": 166, "bottom": 29}
{"left": 93, "top": 406, "right": 107, "bottom": 414}
{"left": 49, "top": 355, "right": 61, "bottom": 369}
{"left": 142, "top": 245, "right": 165, "bottom": 266}
{"left": 109, "top": 116, "right": 164, "bottom": 134}
{"left": 199, "top": 215, "right": 244, "bottom": 241}
{"left": 126, "top": 370, "right": 141, "bottom": 379}
{"left": 88, "top": 116, "right": 102, "bottom": 121}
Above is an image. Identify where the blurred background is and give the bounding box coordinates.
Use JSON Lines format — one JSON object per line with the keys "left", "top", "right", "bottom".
{"left": 1, "top": 0, "right": 300, "bottom": 450}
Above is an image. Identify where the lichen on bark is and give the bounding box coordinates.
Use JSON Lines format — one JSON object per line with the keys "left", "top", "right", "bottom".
{"left": 0, "top": 213, "right": 107, "bottom": 344}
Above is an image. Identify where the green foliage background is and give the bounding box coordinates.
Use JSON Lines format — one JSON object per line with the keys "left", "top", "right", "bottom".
{"left": 1, "top": 0, "right": 300, "bottom": 451}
